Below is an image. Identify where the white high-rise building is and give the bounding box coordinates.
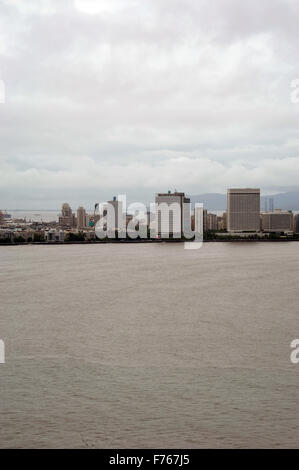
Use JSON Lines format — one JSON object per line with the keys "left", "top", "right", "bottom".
{"left": 155, "top": 191, "right": 191, "bottom": 238}
{"left": 97, "top": 196, "right": 124, "bottom": 238}
{"left": 227, "top": 188, "right": 260, "bottom": 232}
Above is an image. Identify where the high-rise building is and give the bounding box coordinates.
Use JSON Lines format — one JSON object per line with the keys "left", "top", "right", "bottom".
{"left": 227, "top": 188, "right": 260, "bottom": 232}
{"left": 294, "top": 214, "right": 299, "bottom": 233}
{"left": 261, "top": 210, "right": 293, "bottom": 234}
{"left": 107, "top": 196, "right": 123, "bottom": 233}
{"left": 77, "top": 206, "right": 86, "bottom": 229}
{"left": 62, "top": 203, "right": 72, "bottom": 218}
{"left": 264, "top": 198, "right": 268, "bottom": 212}
{"left": 155, "top": 191, "right": 191, "bottom": 238}
{"left": 59, "top": 203, "right": 76, "bottom": 228}
{"left": 96, "top": 196, "right": 124, "bottom": 238}
{"left": 263, "top": 197, "right": 274, "bottom": 212}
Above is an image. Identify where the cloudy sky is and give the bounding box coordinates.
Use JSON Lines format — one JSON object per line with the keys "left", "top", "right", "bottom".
{"left": 0, "top": 0, "right": 299, "bottom": 209}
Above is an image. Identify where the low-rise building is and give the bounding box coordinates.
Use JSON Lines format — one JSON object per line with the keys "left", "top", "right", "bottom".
{"left": 206, "top": 213, "right": 218, "bottom": 231}
{"left": 203, "top": 211, "right": 218, "bottom": 231}
{"left": 0, "top": 229, "right": 14, "bottom": 242}
{"left": 84, "top": 231, "right": 96, "bottom": 241}
{"left": 45, "top": 229, "right": 65, "bottom": 242}
{"left": 261, "top": 210, "right": 293, "bottom": 234}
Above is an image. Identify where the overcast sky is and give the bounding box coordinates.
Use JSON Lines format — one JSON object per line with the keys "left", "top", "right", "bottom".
{"left": 0, "top": 0, "right": 299, "bottom": 209}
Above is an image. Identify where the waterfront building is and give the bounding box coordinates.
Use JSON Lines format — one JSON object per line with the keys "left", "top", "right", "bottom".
{"left": 107, "top": 196, "right": 124, "bottom": 237}
{"left": 227, "top": 188, "right": 260, "bottom": 232}
{"left": 223, "top": 212, "right": 227, "bottom": 230}
{"left": 217, "top": 215, "right": 226, "bottom": 231}
{"left": 77, "top": 206, "right": 87, "bottom": 229}
{"left": 155, "top": 191, "right": 191, "bottom": 238}
{"left": 19, "top": 230, "right": 35, "bottom": 242}
{"left": 95, "top": 196, "right": 125, "bottom": 238}
{"left": 261, "top": 210, "right": 293, "bottom": 234}
{"left": 0, "top": 229, "right": 14, "bottom": 242}
{"left": 84, "top": 231, "right": 96, "bottom": 241}
{"left": 294, "top": 214, "right": 299, "bottom": 233}
{"left": 206, "top": 213, "right": 218, "bottom": 231}
{"left": 59, "top": 203, "right": 76, "bottom": 229}
{"left": 45, "top": 229, "right": 65, "bottom": 242}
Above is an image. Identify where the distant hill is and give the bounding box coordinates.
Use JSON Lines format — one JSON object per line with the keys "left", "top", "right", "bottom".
{"left": 190, "top": 191, "right": 299, "bottom": 211}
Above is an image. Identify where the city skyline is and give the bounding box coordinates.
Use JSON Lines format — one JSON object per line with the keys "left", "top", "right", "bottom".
{"left": 1, "top": 187, "right": 298, "bottom": 244}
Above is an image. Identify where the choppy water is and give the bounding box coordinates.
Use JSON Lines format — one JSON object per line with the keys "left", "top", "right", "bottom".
{"left": 0, "top": 242, "right": 299, "bottom": 448}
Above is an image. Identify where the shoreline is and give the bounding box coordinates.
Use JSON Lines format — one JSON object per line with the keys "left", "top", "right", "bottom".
{"left": 1, "top": 238, "right": 299, "bottom": 246}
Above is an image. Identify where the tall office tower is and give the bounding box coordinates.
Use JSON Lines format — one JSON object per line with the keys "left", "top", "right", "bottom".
{"left": 107, "top": 196, "right": 123, "bottom": 231}
{"left": 264, "top": 198, "right": 268, "bottom": 212}
{"left": 103, "top": 196, "right": 124, "bottom": 238}
{"left": 155, "top": 191, "right": 191, "bottom": 238}
{"left": 263, "top": 197, "right": 274, "bottom": 212}
{"left": 261, "top": 210, "right": 293, "bottom": 234}
{"left": 59, "top": 203, "right": 76, "bottom": 228}
{"left": 77, "top": 206, "right": 86, "bottom": 229}
{"left": 264, "top": 197, "right": 269, "bottom": 212}
{"left": 62, "top": 203, "right": 72, "bottom": 218}
{"left": 227, "top": 188, "right": 260, "bottom": 232}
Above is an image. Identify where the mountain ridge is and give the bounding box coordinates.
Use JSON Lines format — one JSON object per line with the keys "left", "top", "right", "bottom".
{"left": 190, "top": 191, "right": 299, "bottom": 211}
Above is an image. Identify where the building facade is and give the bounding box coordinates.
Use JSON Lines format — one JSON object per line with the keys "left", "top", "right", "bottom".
{"left": 59, "top": 203, "right": 76, "bottom": 228}
{"left": 227, "top": 188, "right": 260, "bottom": 232}
{"left": 45, "top": 229, "right": 65, "bottom": 242}
{"left": 77, "top": 206, "right": 87, "bottom": 229}
{"left": 155, "top": 191, "right": 191, "bottom": 238}
{"left": 261, "top": 210, "right": 293, "bottom": 234}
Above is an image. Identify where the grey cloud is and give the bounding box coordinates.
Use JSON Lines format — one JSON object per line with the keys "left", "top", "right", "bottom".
{"left": 0, "top": 0, "right": 299, "bottom": 208}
